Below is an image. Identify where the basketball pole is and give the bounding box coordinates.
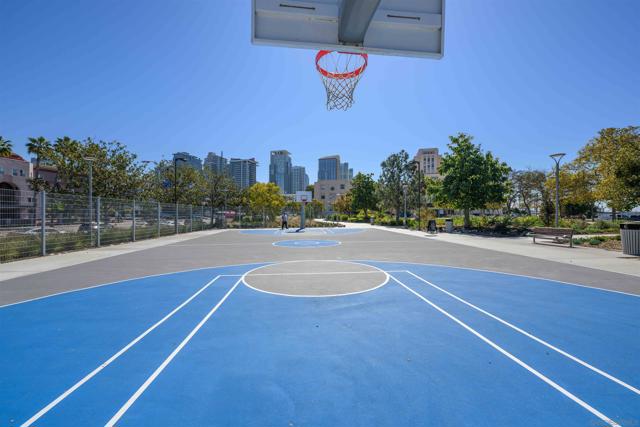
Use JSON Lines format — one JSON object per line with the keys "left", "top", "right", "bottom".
{"left": 300, "top": 201, "right": 306, "bottom": 230}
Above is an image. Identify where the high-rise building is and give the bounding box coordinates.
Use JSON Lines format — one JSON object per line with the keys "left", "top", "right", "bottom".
{"left": 318, "top": 155, "right": 340, "bottom": 181}
{"left": 173, "top": 152, "right": 202, "bottom": 171}
{"left": 413, "top": 148, "right": 442, "bottom": 178}
{"left": 229, "top": 158, "right": 257, "bottom": 189}
{"left": 203, "top": 152, "right": 228, "bottom": 175}
{"left": 291, "top": 166, "right": 309, "bottom": 193}
{"left": 269, "top": 150, "right": 292, "bottom": 194}
{"left": 313, "top": 179, "right": 352, "bottom": 212}
{"left": 339, "top": 162, "right": 354, "bottom": 180}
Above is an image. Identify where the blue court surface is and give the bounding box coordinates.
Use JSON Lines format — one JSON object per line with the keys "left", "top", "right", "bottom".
{"left": 2, "top": 261, "right": 638, "bottom": 427}
{"left": 240, "top": 227, "right": 364, "bottom": 235}
{"left": 273, "top": 239, "right": 341, "bottom": 248}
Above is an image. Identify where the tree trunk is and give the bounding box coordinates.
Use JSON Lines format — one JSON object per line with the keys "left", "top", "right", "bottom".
{"left": 463, "top": 208, "right": 471, "bottom": 229}
{"left": 611, "top": 207, "right": 617, "bottom": 222}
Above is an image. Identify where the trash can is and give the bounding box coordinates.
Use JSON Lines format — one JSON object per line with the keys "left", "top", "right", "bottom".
{"left": 620, "top": 223, "right": 640, "bottom": 255}
{"left": 444, "top": 218, "right": 453, "bottom": 233}
{"left": 427, "top": 219, "right": 437, "bottom": 234}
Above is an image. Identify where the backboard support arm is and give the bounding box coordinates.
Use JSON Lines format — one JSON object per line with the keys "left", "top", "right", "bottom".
{"left": 339, "top": 0, "right": 381, "bottom": 45}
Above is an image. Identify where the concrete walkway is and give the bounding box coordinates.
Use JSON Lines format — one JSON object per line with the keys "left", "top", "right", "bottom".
{"left": 337, "top": 222, "right": 640, "bottom": 278}
{"left": 0, "top": 229, "right": 228, "bottom": 282}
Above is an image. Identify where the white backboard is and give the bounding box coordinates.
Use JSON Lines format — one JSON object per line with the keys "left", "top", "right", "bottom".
{"left": 252, "top": 0, "right": 445, "bottom": 59}
{"left": 295, "top": 191, "right": 313, "bottom": 203}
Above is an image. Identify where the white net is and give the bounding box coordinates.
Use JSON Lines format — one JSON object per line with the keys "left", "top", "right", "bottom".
{"left": 316, "top": 51, "right": 368, "bottom": 111}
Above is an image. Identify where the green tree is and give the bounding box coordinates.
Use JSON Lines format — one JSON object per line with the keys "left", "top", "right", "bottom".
{"left": 378, "top": 150, "right": 412, "bottom": 222}
{"left": 333, "top": 192, "right": 353, "bottom": 215}
{"left": 576, "top": 126, "right": 640, "bottom": 215}
{"left": 202, "top": 168, "right": 238, "bottom": 221}
{"left": 429, "top": 133, "right": 511, "bottom": 228}
{"left": 49, "top": 137, "right": 145, "bottom": 198}
{"left": 26, "top": 136, "right": 53, "bottom": 191}
{"left": 247, "top": 182, "right": 286, "bottom": 226}
{"left": 150, "top": 160, "right": 206, "bottom": 204}
{"left": 305, "top": 184, "right": 315, "bottom": 198}
{"left": 544, "top": 163, "right": 597, "bottom": 218}
{"left": 350, "top": 172, "right": 377, "bottom": 218}
{"left": 510, "top": 169, "right": 547, "bottom": 215}
{"left": 0, "top": 136, "right": 12, "bottom": 157}
{"left": 305, "top": 199, "right": 324, "bottom": 219}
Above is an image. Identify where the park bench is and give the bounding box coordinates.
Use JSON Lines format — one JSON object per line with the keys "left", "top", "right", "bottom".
{"left": 531, "top": 227, "right": 574, "bottom": 247}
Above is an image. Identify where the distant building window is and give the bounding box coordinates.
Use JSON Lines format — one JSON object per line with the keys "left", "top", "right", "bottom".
{"left": 340, "top": 184, "right": 345, "bottom": 189}
{"left": 19, "top": 169, "right": 25, "bottom": 177}
{"left": 330, "top": 186, "right": 335, "bottom": 191}
{"left": 12, "top": 169, "right": 18, "bottom": 176}
{"left": 0, "top": 167, "right": 4, "bottom": 175}
{"left": 321, "top": 195, "right": 325, "bottom": 200}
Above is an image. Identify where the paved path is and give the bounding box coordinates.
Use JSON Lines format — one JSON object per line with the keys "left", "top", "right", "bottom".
{"left": 0, "top": 229, "right": 227, "bottom": 282}
{"left": 338, "top": 223, "right": 640, "bottom": 278}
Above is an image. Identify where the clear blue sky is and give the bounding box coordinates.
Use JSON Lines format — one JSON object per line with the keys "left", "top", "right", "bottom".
{"left": 1, "top": 0, "right": 638, "bottom": 182}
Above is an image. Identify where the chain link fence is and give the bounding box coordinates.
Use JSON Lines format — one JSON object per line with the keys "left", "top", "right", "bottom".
{"left": 0, "top": 188, "right": 334, "bottom": 263}
{"left": 0, "top": 189, "right": 229, "bottom": 263}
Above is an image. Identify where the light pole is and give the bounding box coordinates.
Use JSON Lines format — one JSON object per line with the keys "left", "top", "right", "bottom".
{"left": 550, "top": 153, "right": 565, "bottom": 228}
{"left": 84, "top": 156, "right": 96, "bottom": 245}
{"left": 173, "top": 155, "right": 186, "bottom": 233}
{"left": 402, "top": 184, "right": 408, "bottom": 228}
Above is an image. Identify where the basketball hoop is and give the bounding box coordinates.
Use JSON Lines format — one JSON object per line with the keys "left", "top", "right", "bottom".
{"left": 315, "top": 50, "right": 368, "bottom": 111}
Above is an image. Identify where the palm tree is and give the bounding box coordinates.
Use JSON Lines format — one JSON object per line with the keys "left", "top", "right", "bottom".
{"left": 26, "top": 136, "right": 52, "bottom": 180}
{"left": 0, "top": 136, "right": 13, "bottom": 157}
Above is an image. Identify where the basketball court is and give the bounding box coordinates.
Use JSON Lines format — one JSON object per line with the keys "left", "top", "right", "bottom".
{"left": 1, "top": 227, "right": 639, "bottom": 427}
{"left": 2, "top": 1, "right": 638, "bottom": 426}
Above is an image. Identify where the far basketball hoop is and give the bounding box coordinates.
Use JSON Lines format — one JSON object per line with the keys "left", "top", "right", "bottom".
{"left": 316, "top": 50, "right": 368, "bottom": 111}
{"left": 295, "top": 191, "right": 312, "bottom": 203}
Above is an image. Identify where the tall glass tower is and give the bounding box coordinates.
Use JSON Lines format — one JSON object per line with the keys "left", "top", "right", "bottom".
{"left": 269, "top": 150, "right": 292, "bottom": 193}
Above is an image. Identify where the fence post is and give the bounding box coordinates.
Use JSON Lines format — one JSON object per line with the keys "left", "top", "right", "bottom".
{"left": 132, "top": 199, "right": 136, "bottom": 242}
{"left": 40, "top": 191, "right": 46, "bottom": 256}
{"left": 189, "top": 205, "right": 193, "bottom": 232}
{"left": 96, "top": 197, "right": 101, "bottom": 247}
{"left": 175, "top": 203, "right": 179, "bottom": 234}
{"left": 157, "top": 202, "right": 161, "bottom": 238}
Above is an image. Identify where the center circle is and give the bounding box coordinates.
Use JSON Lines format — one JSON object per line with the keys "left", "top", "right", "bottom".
{"left": 243, "top": 261, "right": 388, "bottom": 297}
{"left": 273, "top": 239, "right": 340, "bottom": 248}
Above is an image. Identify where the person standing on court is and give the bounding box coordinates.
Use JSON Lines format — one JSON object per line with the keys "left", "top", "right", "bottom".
{"left": 281, "top": 211, "right": 288, "bottom": 230}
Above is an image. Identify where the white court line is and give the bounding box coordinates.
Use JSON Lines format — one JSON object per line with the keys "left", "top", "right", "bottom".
{"left": 369, "top": 260, "right": 640, "bottom": 298}
{"left": 246, "top": 270, "right": 383, "bottom": 277}
{"left": 104, "top": 276, "right": 244, "bottom": 427}
{"left": 390, "top": 275, "right": 621, "bottom": 427}
{"left": 403, "top": 270, "right": 640, "bottom": 396}
{"left": 242, "top": 260, "right": 391, "bottom": 298}
{"left": 19, "top": 275, "right": 224, "bottom": 427}
{"left": 0, "top": 261, "right": 268, "bottom": 309}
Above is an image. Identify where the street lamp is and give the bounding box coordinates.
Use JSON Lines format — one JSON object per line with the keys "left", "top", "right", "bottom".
{"left": 402, "top": 183, "right": 408, "bottom": 228}
{"left": 173, "top": 155, "right": 186, "bottom": 233}
{"left": 549, "top": 153, "right": 566, "bottom": 228}
{"left": 84, "top": 156, "right": 96, "bottom": 245}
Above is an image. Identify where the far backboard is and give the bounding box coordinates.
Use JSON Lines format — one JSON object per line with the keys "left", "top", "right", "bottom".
{"left": 295, "top": 191, "right": 313, "bottom": 203}
{"left": 252, "top": 0, "right": 445, "bottom": 59}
